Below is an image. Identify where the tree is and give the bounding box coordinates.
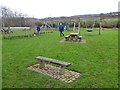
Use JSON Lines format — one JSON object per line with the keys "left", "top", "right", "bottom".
{"left": 1, "top": 6, "right": 27, "bottom": 29}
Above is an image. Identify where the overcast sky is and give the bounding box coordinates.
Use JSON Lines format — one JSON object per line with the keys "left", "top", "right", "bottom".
{"left": 0, "top": 0, "right": 119, "bottom": 19}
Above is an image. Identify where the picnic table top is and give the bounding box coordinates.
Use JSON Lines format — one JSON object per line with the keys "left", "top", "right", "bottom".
{"left": 70, "top": 33, "right": 79, "bottom": 35}
{"left": 86, "top": 29, "right": 93, "bottom": 31}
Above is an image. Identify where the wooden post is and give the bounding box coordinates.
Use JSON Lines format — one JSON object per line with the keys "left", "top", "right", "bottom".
{"left": 43, "top": 21, "right": 47, "bottom": 30}
{"left": 78, "top": 18, "right": 80, "bottom": 35}
{"left": 92, "top": 19, "right": 95, "bottom": 29}
{"left": 59, "top": 65, "right": 65, "bottom": 75}
{"left": 46, "top": 23, "right": 53, "bottom": 30}
{"left": 85, "top": 20, "right": 87, "bottom": 29}
{"left": 23, "top": 17, "right": 27, "bottom": 37}
{"left": 73, "top": 23, "right": 75, "bottom": 31}
{"left": 99, "top": 18, "right": 102, "bottom": 35}
{"left": 39, "top": 60, "right": 45, "bottom": 69}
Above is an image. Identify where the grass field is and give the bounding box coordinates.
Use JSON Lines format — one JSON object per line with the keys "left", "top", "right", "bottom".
{"left": 2, "top": 28, "right": 118, "bottom": 88}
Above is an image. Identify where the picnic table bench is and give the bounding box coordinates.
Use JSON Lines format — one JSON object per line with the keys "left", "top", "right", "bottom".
{"left": 35, "top": 56, "right": 71, "bottom": 74}
{"left": 78, "top": 36, "right": 82, "bottom": 41}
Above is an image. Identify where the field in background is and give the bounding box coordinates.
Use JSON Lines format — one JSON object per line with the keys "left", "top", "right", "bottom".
{"left": 2, "top": 28, "right": 118, "bottom": 88}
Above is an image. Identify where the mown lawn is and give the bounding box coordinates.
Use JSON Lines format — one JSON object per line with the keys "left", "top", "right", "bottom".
{"left": 2, "top": 28, "right": 118, "bottom": 88}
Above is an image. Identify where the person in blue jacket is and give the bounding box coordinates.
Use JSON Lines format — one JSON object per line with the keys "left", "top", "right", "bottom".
{"left": 36, "top": 25, "right": 40, "bottom": 34}
{"left": 59, "top": 23, "right": 64, "bottom": 37}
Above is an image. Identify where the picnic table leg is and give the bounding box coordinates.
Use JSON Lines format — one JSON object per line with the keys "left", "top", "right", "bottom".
{"left": 74, "top": 36, "right": 77, "bottom": 41}
{"left": 65, "top": 37, "right": 69, "bottom": 41}
{"left": 59, "top": 66, "right": 65, "bottom": 75}
{"left": 39, "top": 60, "right": 45, "bottom": 69}
{"left": 65, "top": 37, "right": 67, "bottom": 41}
{"left": 78, "top": 37, "right": 82, "bottom": 42}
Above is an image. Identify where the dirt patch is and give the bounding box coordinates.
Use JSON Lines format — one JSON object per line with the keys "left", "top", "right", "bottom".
{"left": 60, "top": 39, "right": 86, "bottom": 44}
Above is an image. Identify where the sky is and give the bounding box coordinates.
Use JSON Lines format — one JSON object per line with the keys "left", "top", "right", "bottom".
{"left": 0, "top": 0, "right": 119, "bottom": 19}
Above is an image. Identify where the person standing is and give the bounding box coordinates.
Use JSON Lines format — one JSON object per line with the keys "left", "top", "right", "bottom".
{"left": 36, "top": 25, "right": 40, "bottom": 34}
{"left": 59, "top": 23, "right": 64, "bottom": 37}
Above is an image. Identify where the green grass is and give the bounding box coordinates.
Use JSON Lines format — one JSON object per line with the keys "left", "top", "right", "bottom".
{"left": 2, "top": 28, "right": 118, "bottom": 88}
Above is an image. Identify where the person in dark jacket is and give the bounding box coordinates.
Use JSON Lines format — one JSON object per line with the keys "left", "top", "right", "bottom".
{"left": 59, "top": 23, "right": 64, "bottom": 37}
{"left": 36, "top": 25, "right": 40, "bottom": 34}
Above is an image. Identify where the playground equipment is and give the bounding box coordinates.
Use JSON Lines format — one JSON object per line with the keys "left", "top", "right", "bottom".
{"left": 1, "top": 27, "right": 35, "bottom": 39}
{"left": 78, "top": 18, "right": 81, "bottom": 35}
{"left": 65, "top": 18, "right": 82, "bottom": 42}
{"left": 85, "top": 19, "right": 95, "bottom": 32}
{"left": 1, "top": 20, "right": 54, "bottom": 39}
{"left": 73, "top": 23, "right": 76, "bottom": 31}
{"left": 72, "top": 19, "right": 81, "bottom": 34}
{"left": 1, "top": 9, "right": 35, "bottom": 39}
{"left": 40, "top": 21, "right": 55, "bottom": 30}
{"left": 62, "top": 22, "right": 69, "bottom": 30}
{"left": 99, "top": 18, "right": 102, "bottom": 35}
{"left": 85, "top": 18, "right": 103, "bottom": 35}
{"left": 54, "top": 22, "right": 69, "bottom": 30}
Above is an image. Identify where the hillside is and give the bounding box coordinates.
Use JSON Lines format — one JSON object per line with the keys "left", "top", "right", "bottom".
{"left": 40, "top": 12, "right": 119, "bottom": 22}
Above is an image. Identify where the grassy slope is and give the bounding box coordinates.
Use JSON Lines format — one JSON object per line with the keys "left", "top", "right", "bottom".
{"left": 2, "top": 28, "right": 118, "bottom": 88}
